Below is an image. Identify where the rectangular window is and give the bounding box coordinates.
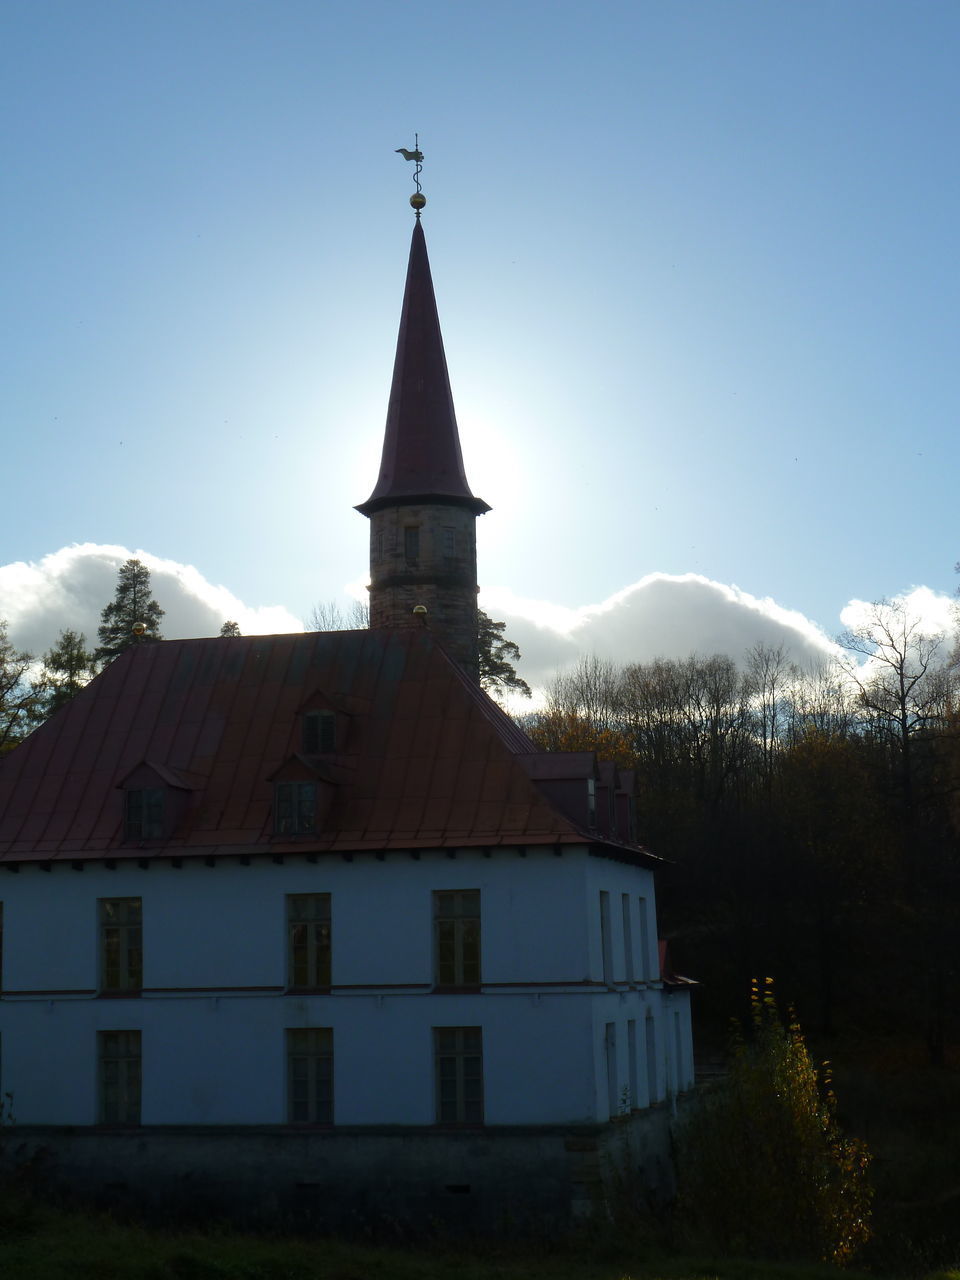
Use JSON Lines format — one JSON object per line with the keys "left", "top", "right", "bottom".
{"left": 287, "top": 893, "right": 331, "bottom": 989}
{"left": 433, "top": 890, "right": 480, "bottom": 988}
{"left": 599, "top": 890, "right": 613, "bottom": 985}
{"left": 375, "top": 530, "right": 384, "bottom": 563}
{"left": 637, "top": 896, "right": 651, "bottom": 982}
{"left": 434, "top": 1026, "right": 483, "bottom": 1124}
{"left": 441, "top": 526, "right": 456, "bottom": 559}
{"left": 99, "top": 1030, "right": 141, "bottom": 1125}
{"left": 404, "top": 526, "right": 420, "bottom": 564}
{"left": 303, "top": 711, "right": 336, "bottom": 754}
{"left": 645, "top": 1013, "right": 658, "bottom": 1104}
{"left": 605, "top": 1022, "right": 618, "bottom": 1117}
{"left": 275, "top": 781, "right": 317, "bottom": 834}
{"left": 587, "top": 777, "right": 596, "bottom": 829}
{"left": 621, "top": 892, "right": 634, "bottom": 984}
{"left": 125, "top": 788, "right": 164, "bottom": 839}
{"left": 100, "top": 898, "right": 142, "bottom": 993}
{"left": 627, "top": 1019, "right": 639, "bottom": 1112}
{"left": 287, "top": 1028, "right": 333, "bottom": 1124}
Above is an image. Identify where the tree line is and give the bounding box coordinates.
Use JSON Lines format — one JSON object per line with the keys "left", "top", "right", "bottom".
{"left": 524, "top": 599, "right": 960, "bottom": 1060}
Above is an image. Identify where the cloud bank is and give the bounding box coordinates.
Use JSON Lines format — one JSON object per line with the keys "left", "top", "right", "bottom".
{"left": 480, "top": 573, "right": 843, "bottom": 689}
{"left": 0, "top": 544, "right": 303, "bottom": 656}
{"left": 2, "top": 548, "right": 954, "bottom": 698}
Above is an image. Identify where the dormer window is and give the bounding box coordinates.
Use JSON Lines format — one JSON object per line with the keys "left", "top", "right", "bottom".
{"left": 126, "top": 788, "right": 164, "bottom": 840}
{"left": 587, "top": 777, "right": 596, "bottom": 830}
{"left": 275, "top": 781, "right": 317, "bottom": 835}
{"left": 303, "top": 710, "right": 336, "bottom": 754}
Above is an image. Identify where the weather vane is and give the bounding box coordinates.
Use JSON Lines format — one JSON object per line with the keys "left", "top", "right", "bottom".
{"left": 395, "top": 134, "right": 426, "bottom": 217}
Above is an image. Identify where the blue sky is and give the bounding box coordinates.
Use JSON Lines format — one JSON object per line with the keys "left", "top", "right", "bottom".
{"left": 2, "top": 1, "right": 959, "bottom": 681}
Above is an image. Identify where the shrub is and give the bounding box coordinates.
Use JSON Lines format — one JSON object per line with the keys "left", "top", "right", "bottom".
{"left": 674, "top": 978, "right": 872, "bottom": 1265}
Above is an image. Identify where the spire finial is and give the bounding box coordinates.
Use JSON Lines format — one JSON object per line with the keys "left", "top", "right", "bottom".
{"left": 395, "top": 134, "right": 426, "bottom": 217}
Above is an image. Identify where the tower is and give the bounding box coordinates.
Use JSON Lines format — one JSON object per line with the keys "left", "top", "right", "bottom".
{"left": 356, "top": 203, "right": 489, "bottom": 680}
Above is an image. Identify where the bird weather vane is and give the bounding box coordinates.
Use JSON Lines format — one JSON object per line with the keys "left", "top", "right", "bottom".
{"left": 396, "top": 135, "right": 426, "bottom": 216}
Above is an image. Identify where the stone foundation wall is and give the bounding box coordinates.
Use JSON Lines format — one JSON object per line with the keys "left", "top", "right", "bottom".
{"left": 3, "top": 1105, "right": 689, "bottom": 1231}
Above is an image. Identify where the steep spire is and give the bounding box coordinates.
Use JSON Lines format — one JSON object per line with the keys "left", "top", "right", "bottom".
{"left": 356, "top": 220, "right": 490, "bottom": 518}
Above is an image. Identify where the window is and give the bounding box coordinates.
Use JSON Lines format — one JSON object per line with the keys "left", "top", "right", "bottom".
{"left": 287, "top": 893, "right": 331, "bottom": 988}
{"left": 375, "top": 530, "right": 383, "bottom": 563}
{"left": 441, "top": 526, "right": 456, "bottom": 559}
{"left": 587, "top": 777, "right": 596, "bottom": 829}
{"left": 99, "top": 1030, "right": 141, "bottom": 1125}
{"left": 637, "top": 896, "right": 651, "bottom": 982}
{"left": 604, "top": 1022, "right": 618, "bottom": 1117}
{"left": 100, "top": 898, "right": 142, "bottom": 993}
{"left": 303, "top": 711, "right": 336, "bottom": 754}
{"left": 433, "top": 890, "right": 480, "bottom": 988}
{"left": 125, "top": 788, "right": 163, "bottom": 839}
{"left": 621, "top": 893, "right": 634, "bottom": 983}
{"left": 434, "top": 1027, "right": 483, "bottom": 1124}
{"left": 275, "top": 781, "right": 317, "bottom": 834}
{"left": 287, "top": 1028, "right": 333, "bottom": 1124}
{"left": 599, "top": 890, "right": 613, "bottom": 985}
{"left": 0, "top": 901, "right": 3, "bottom": 994}
{"left": 627, "top": 1019, "right": 639, "bottom": 1112}
{"left": 404, "top": 526, "right": 420, "bottom": 565}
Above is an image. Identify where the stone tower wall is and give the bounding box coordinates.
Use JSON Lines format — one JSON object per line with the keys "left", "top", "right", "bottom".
{"left": 368, "top": 502, "right": 479, "bottom": 679}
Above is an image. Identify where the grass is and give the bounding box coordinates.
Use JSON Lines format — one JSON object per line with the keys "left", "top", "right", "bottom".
{"left": 0, "top": 1203, "right": 944, "bottom": 1280}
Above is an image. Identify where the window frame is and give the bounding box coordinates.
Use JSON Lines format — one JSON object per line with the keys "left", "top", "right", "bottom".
{"left": 99, "top": 897, "right": 143, "bottom": 995}
{"left": 125, "top": 787, "right": 164, "bottom": 840}
{"left": 286, "top": 1027, "right": 333, "bottom": 1125}
{"left": 274, "top": 781, "right": 318, "bottom": 835}
{"left": 302, "top": 711, "right": 336, "bottom": 754}
{"left": 286, "top": 893, "right": 332, "bottom": 990}
{"left": 434, "top": 1026, "right": 483, "bottom": 1126}
{"left": 98, "top": 1029, "right": 142, "bottom": 1126}
{"left": 433, "top": 889, "right": 481, "bottom": 991}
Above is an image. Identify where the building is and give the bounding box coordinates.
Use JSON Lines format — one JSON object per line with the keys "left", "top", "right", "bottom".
{"left": 0, "top": 197, "right": 693, "bottom": 1226}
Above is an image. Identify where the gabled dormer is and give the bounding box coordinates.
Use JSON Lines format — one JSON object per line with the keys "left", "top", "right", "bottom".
{"left": 117, "top": 761, "right": 195, "bottom": 843}
{"left": 518, "top": 752, "right": 601, "bottom": 834}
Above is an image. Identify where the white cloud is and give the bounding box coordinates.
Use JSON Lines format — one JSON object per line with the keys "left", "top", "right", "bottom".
{"left": 481, "top": 573, "right": 842, "bottom": 688}
{"left": 0, "top": 544, "right": 303, "bottom": 656}
{"left": 840, "top": 586, "right": 958, "bottom": 638}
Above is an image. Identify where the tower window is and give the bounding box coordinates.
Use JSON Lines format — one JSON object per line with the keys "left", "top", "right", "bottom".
{"left": 404, "top": 527, "right": 420, "bottom": 565}
{"left": 303, "top": 711, "right": 336, "bottom": 754}
{"left": 442, "top": 527, "right": 456, "bottom": 559}
{"left": 374, "top": 531, "right": 383, "bottom": 563}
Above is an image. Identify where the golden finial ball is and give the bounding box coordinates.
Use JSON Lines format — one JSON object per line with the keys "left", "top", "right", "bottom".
{"left": 410, "top": 193, "right": 426, "bottom": 212}
{"left": 132, "top": 621, "right": 146, "bottom": 636}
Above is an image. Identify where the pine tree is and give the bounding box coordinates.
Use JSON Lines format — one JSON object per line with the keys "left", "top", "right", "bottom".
{"left": 38, "top": 629, "right": 97, "bottom": 717}
{"left": 95, "top": 559, "right": 165, "bottom": 664}
{"left": 478, "top": 610, "right": 531, "bottom": 699}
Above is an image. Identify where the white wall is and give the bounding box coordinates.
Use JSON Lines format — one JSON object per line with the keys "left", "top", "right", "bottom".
{"left": 0, "top": 847, "right": 692, "bottom": 1127}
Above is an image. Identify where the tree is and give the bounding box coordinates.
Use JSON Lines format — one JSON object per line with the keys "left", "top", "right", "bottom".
{"left": 95, "top": 559, "right": 164, "bottom": 664}
{"left": 219, "top": 621, "right": 242, "bottom": 637}
{"left": 306, "top": 599, "right": 369, "bottom": 631}
{"left": 838, "top": 598, "right": 952, "bottom": 817}
{"left": 478, "top": 610, "right": 531, "bottom": 699}
{"left": 0, "top": 620, "right": 38, "bottom": 754}
{"left": 37, "top": 629, "right": 97, "bottom": 718}
{"left": 675, "top": 979, "right": 872, "bottom": 1265}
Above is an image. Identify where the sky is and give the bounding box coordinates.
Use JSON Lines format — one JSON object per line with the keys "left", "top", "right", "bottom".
{"left": 2, "top": 1, "right": 959, "bottom": 690}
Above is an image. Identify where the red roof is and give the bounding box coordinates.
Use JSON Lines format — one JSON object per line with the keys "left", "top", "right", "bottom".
{"left": 0, "top": 630, "right": 654, "bottom": 865}
{"left": 356, "top": 220, "right": 490, "bottom": 517}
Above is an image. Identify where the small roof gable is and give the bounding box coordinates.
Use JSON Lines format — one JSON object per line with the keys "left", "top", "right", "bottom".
{"left": 0, "top": 630, "right": 655, "bottom": 865}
